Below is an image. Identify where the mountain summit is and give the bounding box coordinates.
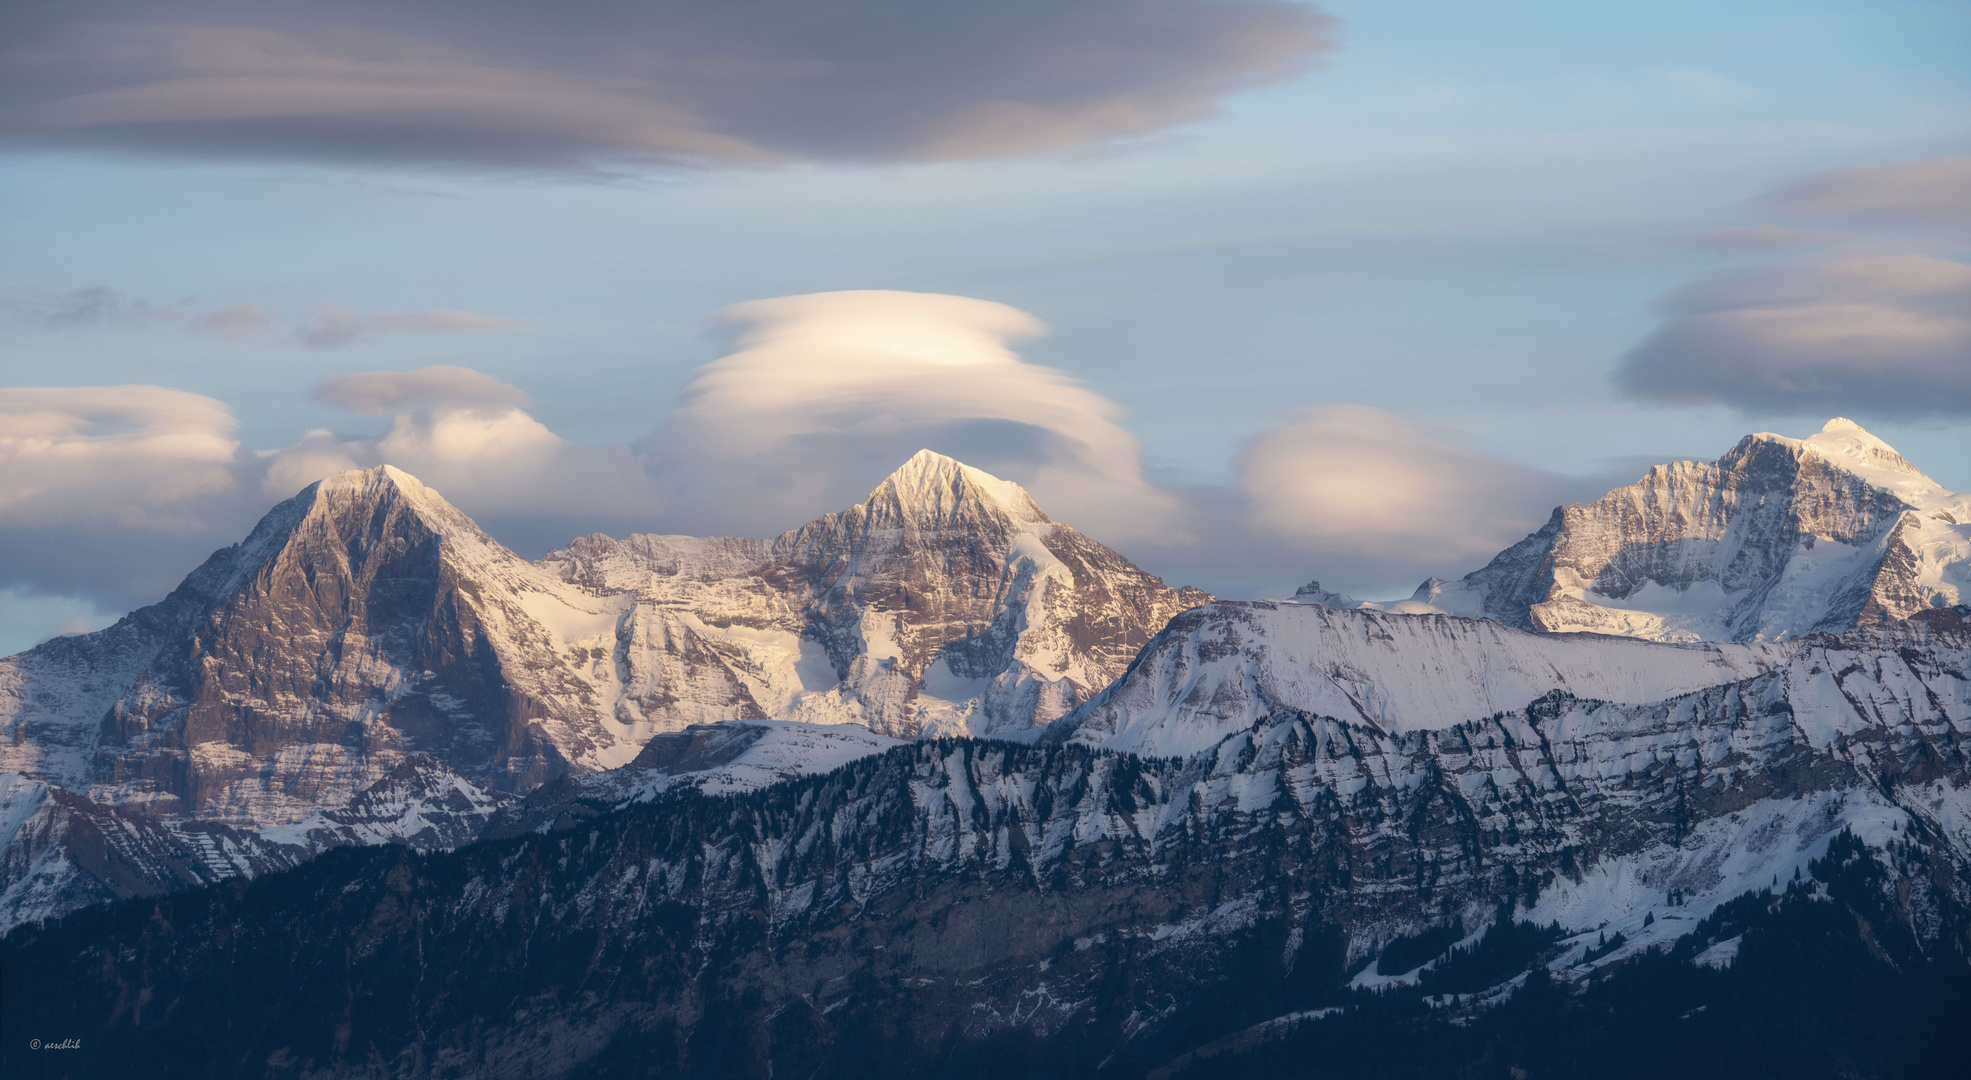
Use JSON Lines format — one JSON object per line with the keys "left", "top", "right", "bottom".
{"left": 549, "top": 449, "right": 1211, "bottom": 738}
{"left": 865, "top": 448, "right": 1051, "bottom": 529}
{"left": 1403, "top": 418, "right": 1969, "bottom": 641}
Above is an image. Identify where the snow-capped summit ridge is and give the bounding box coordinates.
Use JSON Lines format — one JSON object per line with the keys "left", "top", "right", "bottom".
{"left": 863, "top": 449, "right": 1050, "bottom": 527}
{"left": 296, "top": 464, "right": 518, "bottom": 572}
{"left": 313, "top": 462, "right": 424, "bottom": 494}
{"left": 1799, "top": 417, "right": 1941, "bottom": 497}
{"left": 1384, "top": 418, "right": 1968, "bottom": 642}
{"left": 307, "top": 464, "right": 463, "bottom": 522}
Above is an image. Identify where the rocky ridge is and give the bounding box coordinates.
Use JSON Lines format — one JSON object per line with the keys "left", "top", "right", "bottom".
{"left": 542, "top": 448, "right": 1212, "bottom": 740}
{"left": 0, "top": 452, "right": 1206, "bottom": 929}
{"left": 1337, "top": 419, "right": 1971, "bottom": 642}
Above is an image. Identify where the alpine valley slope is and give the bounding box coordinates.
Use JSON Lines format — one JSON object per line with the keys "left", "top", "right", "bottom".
{"left": 0, "top": 453, "right": 1206, "bottom": 930}
{"left": 1309, "top": 418, "right": 1971, "bottom": 642}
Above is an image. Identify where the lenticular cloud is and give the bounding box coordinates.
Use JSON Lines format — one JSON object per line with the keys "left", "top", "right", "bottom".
{"left": 1617, "top": 255, "right": 1971, "bottom": 416}
{"left": 0, "top": 385, "right": 241, "bottom": 531}
{"left": 639, "top": 290, "right": 1169, "bottom": 537}
{"left": 0, "top": 0, "right": 1336, "bottom": 170}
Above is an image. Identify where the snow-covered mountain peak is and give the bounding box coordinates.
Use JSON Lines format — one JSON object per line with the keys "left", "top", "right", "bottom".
{"left": 1386, "top": 419, "right": 1968, "bottom": 642}
{"left": 313, "top": 462, "right": 425, "bottom": 497}
{"left": 1792, "top": 417, "right": 1945, "bottom": 501}
{"left": 864, "top": 449, "right": 1050, "bottom": 530}
{"left": 304, "top": 464, "right": 483, "bottom": 537}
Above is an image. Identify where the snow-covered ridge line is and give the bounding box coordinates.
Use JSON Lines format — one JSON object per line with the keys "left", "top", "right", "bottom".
{"left": 1314, "top": 418, "right": 1969, "bottom": 644}
{"left": 1046, "top": 601, "right": 1801, "bottom": 758}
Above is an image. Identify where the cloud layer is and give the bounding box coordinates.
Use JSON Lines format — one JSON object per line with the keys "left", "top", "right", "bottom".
{"left": 0, "top": 0, "right": 1336, "bottom": 169}
{"left": 1235, "top": 406, "right": 1564, "bottom": 566}
{"left": 1770, "top": 155, "right": 1971, "bottom": 238}
{"left": 1618, "top": 256, "right": 1971, "bottom": 415}
{"left": 5, "top": 287, "right": 514, "bottom": 348}
{"left": 0, "top": 384, "right": 240, "bottom": 531}
{"left": 0, "top": 385, "right": 253, "bottom": 634}
{"left": 1619, "top": 157, "right": 1971, "bottom": 416}
{"left": 641, "top": 290, "right": 1173, "bottom": 538}
{"left": 1, "top": 289, "right": 1573, "bottom": 646}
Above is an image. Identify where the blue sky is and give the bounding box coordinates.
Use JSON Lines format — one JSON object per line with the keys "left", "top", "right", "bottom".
{"left": 2, "top": 0, "right": 1967, "bottom": 651}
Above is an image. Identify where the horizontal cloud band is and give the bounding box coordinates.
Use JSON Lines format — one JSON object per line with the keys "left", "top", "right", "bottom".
{"left": 1617, "top": 156, "right": 1971, "bottom": 417}
{"left": 0, "top": 0, "right": 1337, "bottom": 168}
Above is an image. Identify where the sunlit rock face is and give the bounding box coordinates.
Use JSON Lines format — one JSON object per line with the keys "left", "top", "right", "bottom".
{"left": 0, "top": 452, "right": 1206, "bottom": 928}
{"left": 1, "top": 465, "right": 632, "bottom": 823}
{"left": 1407, "top": 419, "right": 1971, "bottom": 642}
{"left": 542, "top": 448, "right": 1211, "bottom": 740}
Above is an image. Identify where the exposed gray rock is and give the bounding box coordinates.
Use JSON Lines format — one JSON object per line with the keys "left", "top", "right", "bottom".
{"left": 1408, "top": 419, "right": 1970, "bottom": 642}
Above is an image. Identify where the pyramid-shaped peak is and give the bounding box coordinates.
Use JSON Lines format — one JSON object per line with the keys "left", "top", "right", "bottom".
{"left": 1800, "top": 417, "right": 1940, "bottom": 493}
{"left": 299, "top": 464, "right": 491, "bottom": 540}
{"left": 308, "top": 464, "right": 454, "bottom": 516}
{"left": 314, "top": 463, "right": 430, "bottom": 498}
{"left": 868, "top": 450, "right": 1050, "bottom": 525}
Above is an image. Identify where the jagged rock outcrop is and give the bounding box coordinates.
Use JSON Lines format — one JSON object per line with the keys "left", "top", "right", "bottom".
{"left": 1402, "top": 419, "right": 1970, "bottom": 641}
{"left": 4, "top": 605, "right": 1967, "bottom": 1078}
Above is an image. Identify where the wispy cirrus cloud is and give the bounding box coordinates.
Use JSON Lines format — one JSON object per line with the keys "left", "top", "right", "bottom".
{"left": 4, "top": 286, "right": 178, "bottom": 329}
{"left": 5, "top": 287, "right": 516, "bottom": 347}
{"left": 296, "top": 304, "right": 518, "bottom": 349}
{"left": 1769, "top": 155, "right": 1971, "bottom": 238}
{"left": 0, "top": 0, "right": 1337, "bottom": 171}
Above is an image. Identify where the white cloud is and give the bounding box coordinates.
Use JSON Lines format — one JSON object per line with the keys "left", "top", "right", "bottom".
{"left": 1626, "top": 156, "right": 1971, "bottom": 417}
{"left": 4, "top": 286, "right": 179, "bottom": 329}
{"left": 7, "top": 288, "right": 511, "bottom": 346}
{"left": 1232, "top": 405, "right": 1563, "bottom": 565}
{"left": 298, "top": 304, "right": 516, "bottom": 349}
{"left": 0, "top": 385, "right": 242, "bottom": 531}
{"left": 267, "top": 367, "right": 658, "bottom": 524}
{"left": 194, "top": 303, "right": 279, "bottom": 337}
{"left": 640, "top": 289, "right": 1175, "bottom": 538}
{"left": 314, "top": 365, "right": 530, "bottom": 415}
{"left": 3, "top": 292, "right": 1583, "bottom": 622}
{"left": 1770, "top": 155, "right": 1971, "bottom": 238}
